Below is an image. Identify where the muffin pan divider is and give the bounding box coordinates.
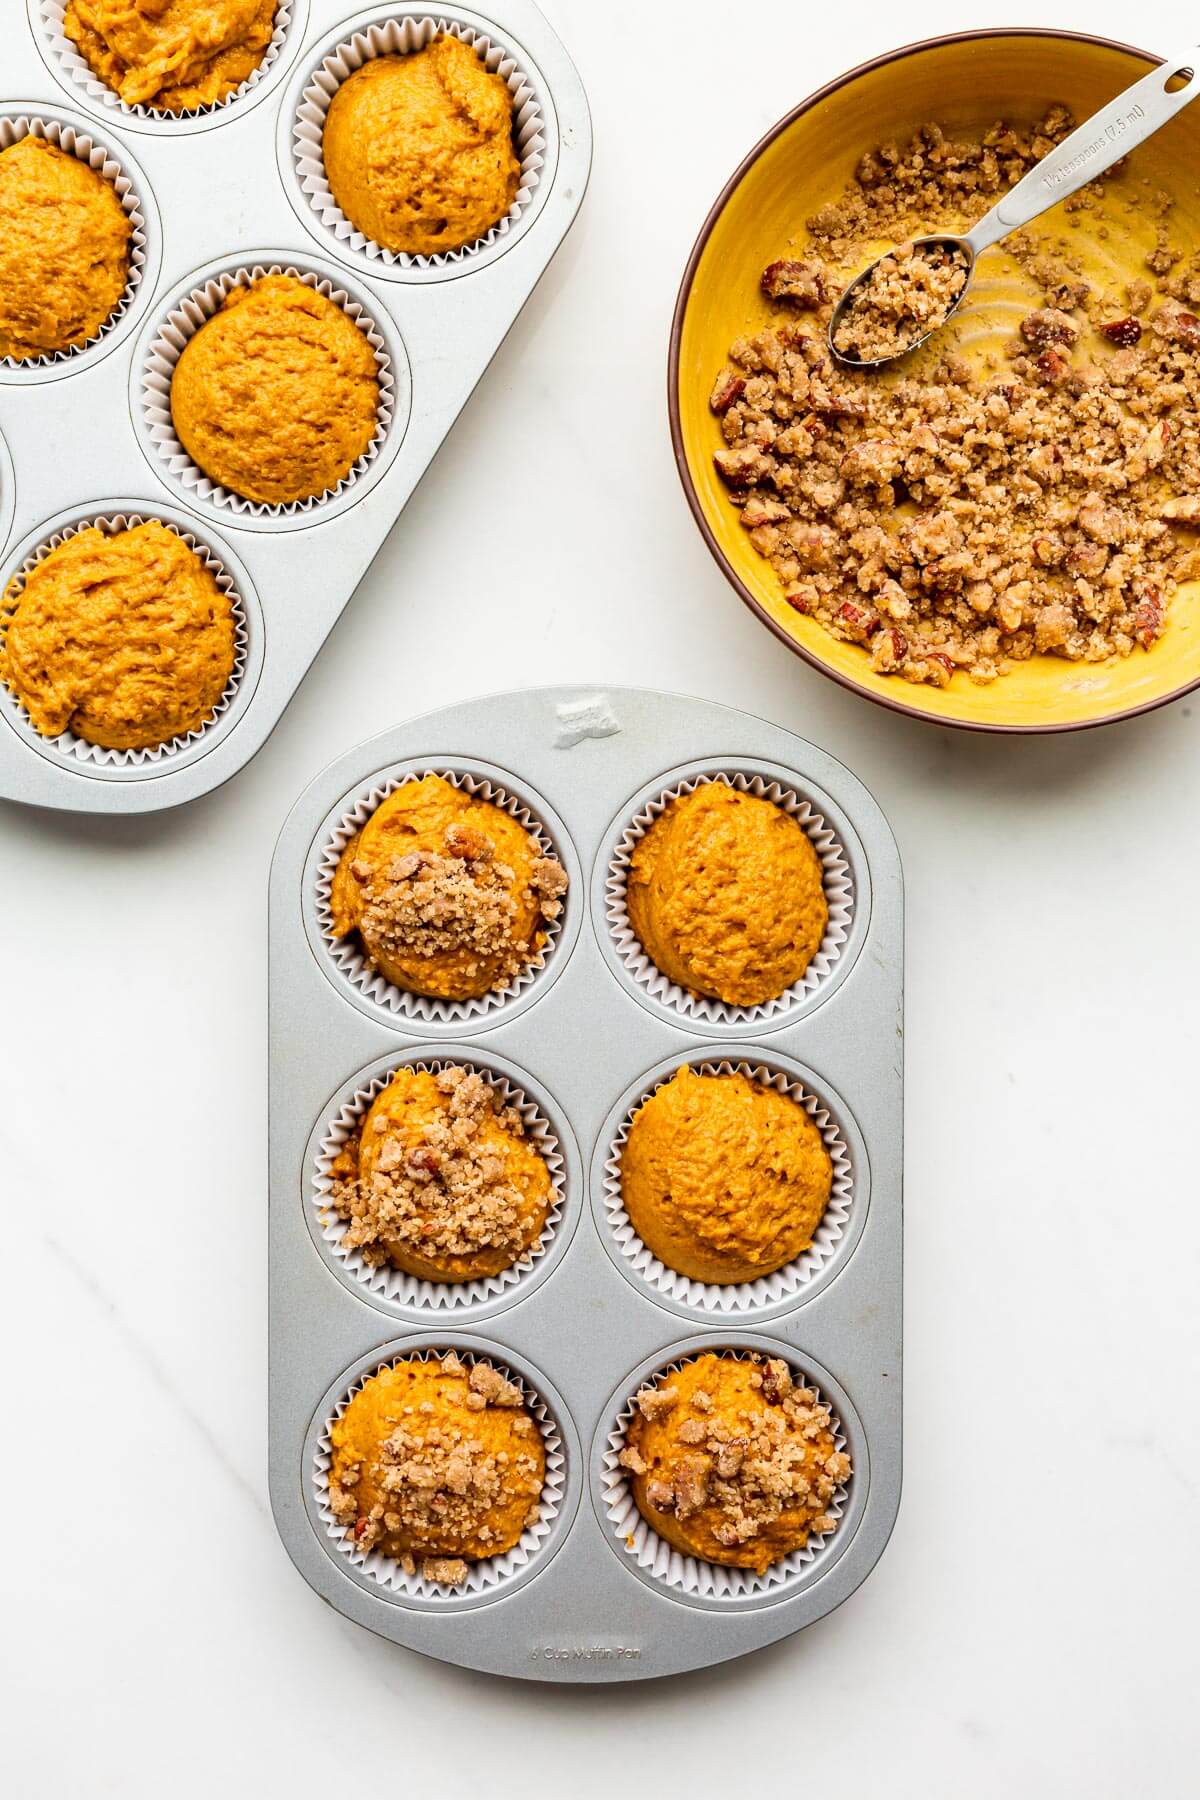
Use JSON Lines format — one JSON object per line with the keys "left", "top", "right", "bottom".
{"left": 0, "top": 1, "right": 591, "bottom": 811}
{"left": 268, "top": 685, "right": 903, "bottom": 1680}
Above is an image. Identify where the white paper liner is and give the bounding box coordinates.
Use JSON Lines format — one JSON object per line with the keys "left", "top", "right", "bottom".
{"left": 313, "top": 1057, "right": 566, "bottom": 1310}
{"left": 316, "top": 766, "right": 568, "bottom": 1024}
{"left": 313, "top": 1346, "right": 565, "bottom": 1600}
{"left": 603, "top": 1061, "right": 853, "bottom": 1314}
{"left": 292, "top": 15, "right": 545, "bottom": 269}
{"left": 138, "top": 262, "right": 394, "bottom": 517}
{"left": 0, "top": 512, "right": 248, "bottom": 768}
{"left": 0, "top": 115, "right": 147, "bottom": 371}
{"left": 607, "top": 771, "right": 855, "bottom": 1026}
{"left": 36, "top": 0, "right": 295, "bottom": 124}
{"left": 601, "top": 1349, "right": 851, "bottom": 1602}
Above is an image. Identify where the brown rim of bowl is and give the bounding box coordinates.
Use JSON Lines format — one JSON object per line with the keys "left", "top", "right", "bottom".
{"left": 667, "top": 26, "right": 1195, "bottom": 737}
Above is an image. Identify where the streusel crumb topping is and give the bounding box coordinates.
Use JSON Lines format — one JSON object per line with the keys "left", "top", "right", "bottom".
{"left": 833, "top": 239, "right": 969, "bottom": 362}
{"left": 331, "top": 1065, "right": 547, "bottom": 1266}
{"left": 713, "top": 109, "right": 1200, "bottom": 686}
{"left": 349, "top": 832, "right": 567, "bottom": 991}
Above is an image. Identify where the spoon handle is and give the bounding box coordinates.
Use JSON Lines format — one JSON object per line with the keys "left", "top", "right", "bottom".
{"left": 965, "top": 48, "right": 1200, "bottom": 255}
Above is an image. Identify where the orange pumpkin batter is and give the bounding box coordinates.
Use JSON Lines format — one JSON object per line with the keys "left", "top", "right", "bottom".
{"left": 620, "top": 1067, "right": 833, "bottom": 1283}
{"left": 0, "top": 137, "right": 131, "bottom": 361}
{"left": 322, "top": 35, "right": 520, "bottom": 257}
{"left": 627, "top": 783, "right": 828, "bottom": 1006}
{"left": 64, "top": 0, "right": 275, "bottom": 111}
{"left": 169, "top": 274, "right": 379, "bottom": 506}
{"left": 1, "top": 522, "right": 235, "bottom": 748}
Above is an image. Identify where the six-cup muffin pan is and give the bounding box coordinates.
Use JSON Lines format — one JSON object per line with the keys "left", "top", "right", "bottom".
{"left": 0, "top": 1, "right": 591, "bottom": 812}
{"left": 268, "top": 685, "right": 904, "bottom": 1682}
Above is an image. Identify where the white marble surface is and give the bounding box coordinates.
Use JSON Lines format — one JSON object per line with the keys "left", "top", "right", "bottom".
{"left": 3, "top": 1, "right": 1199, "bottom": 1791}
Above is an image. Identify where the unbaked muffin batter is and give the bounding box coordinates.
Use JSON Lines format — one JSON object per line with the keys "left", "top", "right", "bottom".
{"left": 0, "top": 136, "right": 131, "bottom": 361}
{"left": 627, "top": 782, "right": 828, "bottom": 1007}
{"left": 64, "top": 0, "right": 275, "bottom": 111}
{"left": 322, "top": 34, "right": 521, "bottom": 256}
{"left": 169, "top": 274, "right": 379, "bottom": 505}
{"left": 327, "top": 1352, "right": 545, "bottom": 1585}
{"left": 620, "top": 1351, "right": 850, "bottom": 1573}
{"left": 620, "top": 1067, "right": 833, "bottom": 1284}
{"left": 329, "top": 1064, "right": 554, "bottom": 1283}
{"left": 330, "top": 774, "right": 568, "bottom": 1001}
{"left": 1, "top": 521, "right": 235, "bottom": 748}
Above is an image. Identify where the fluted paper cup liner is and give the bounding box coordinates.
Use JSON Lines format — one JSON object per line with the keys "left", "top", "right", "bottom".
{"left": 292, "top": 14, "right": 545, "bottom": 269}
{"left": 603, "top": 1059, "right": 853, "bottom": 1315}
{"left": 313, "top": 1346, "right": 566, "bottom": 1601}
{"left": 138, "top": 261, "right": 395, "bottom": 517}
{"left": 606, "top": 770, "right": 855, "bottom": 1027}
{"left": 316, "top": 766, "right": 568, "bottom": 1024}
{"left": 0, "top": 511, "right": 249, "bottom": 768}
{"left": 36, "top": 0, "right": 296, "bottom": 124}
{"left": 313, "top": 1056, "right": 567, "bottom": 1310}
{"left": 0, "top": 115, "right": 148, "bottom": 371}
{"left": 600, "top": 1348, "right": 851, "bottom": 1602}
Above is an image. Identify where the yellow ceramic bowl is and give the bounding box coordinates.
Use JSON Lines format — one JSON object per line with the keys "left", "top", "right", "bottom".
{"left": 670, "top": 29, "right": 1200, "bottom": 733}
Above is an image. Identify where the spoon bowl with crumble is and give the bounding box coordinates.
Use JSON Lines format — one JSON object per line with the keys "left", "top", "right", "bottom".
{"left": 829, "top": 44, "right": 1200, "bottom": 367}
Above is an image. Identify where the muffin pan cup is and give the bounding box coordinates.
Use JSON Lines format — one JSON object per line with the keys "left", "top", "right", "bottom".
{"left": 286, "top": 9, "right": 548, "bottom": 278}
{"left": 0, "top": 106, "right": 159, "bottom": 379}
{"left": 0, "top": 503, "right": 260, "bottom": 772}
{"left": 0, "top": 0, "right": 590, "bottom": 810}
{"left": 269, "top": 685, "right": 903, "bottom": 1681}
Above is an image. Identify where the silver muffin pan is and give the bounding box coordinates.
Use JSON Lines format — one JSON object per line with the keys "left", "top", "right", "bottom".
{"left": 268, "top": 685, "right": 904, "bottom": 1681}
{"left": 0, "top": 1, "right": 591, "bottom": 811}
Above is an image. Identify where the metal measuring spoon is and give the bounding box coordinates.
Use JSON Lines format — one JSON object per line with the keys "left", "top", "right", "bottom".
{"left": 828, "top": 46, "right": 1200, "bottom": 369}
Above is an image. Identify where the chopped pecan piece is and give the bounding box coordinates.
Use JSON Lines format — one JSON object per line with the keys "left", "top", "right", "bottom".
{"left": 709, "top": 369, "right": 746, "bottom": 414}
{"left": 836, "top": 600, "right": 880, "bottom": 642}
{"left": 871, "top": 626, "right": 909, "bottom": 671}
{"left": 443, "top": 822, "right": 492, "bottom": 862}
{"left": 1035, "top": 346, "right": 1071, "bottom": 385}
{"left": 761, "top": 259, "right": 826, "bottom": 308}
{"left": 1132, "top": 587, "right": 1165, "bottom": 648}
{"left": 1099, "top": 316, "right": 1142, "bottom": 348}
{"left": 713, "top": 446, "right": 772, "bottom": 489}
{"left": 761, "top": 1358, "right": 794, "bottom": 1403}
{"left": 741, "top": 495, "right": 791, "bottom": 529}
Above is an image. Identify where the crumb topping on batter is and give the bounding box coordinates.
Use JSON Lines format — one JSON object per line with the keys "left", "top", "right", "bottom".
{"left": 621, "top": 1354, "right": 850, "bottom": 1561}
{"left": 328, "top": 1352, "right": 542, "bottom": 1586}
{"left": 331, "top": 1066, "right": 545, "bottom": 1265}
{"left": 349, "top": 835, "right": 567, "bottom": 990}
